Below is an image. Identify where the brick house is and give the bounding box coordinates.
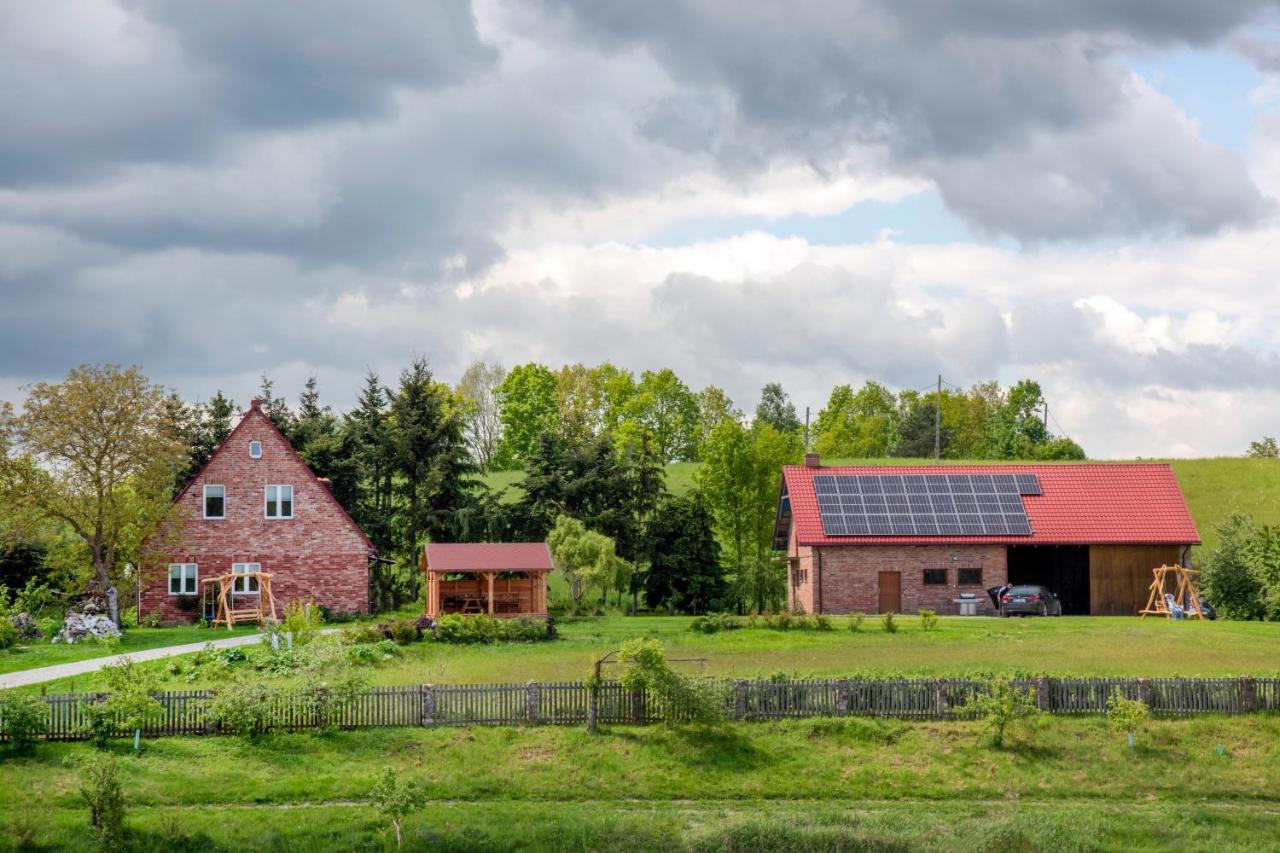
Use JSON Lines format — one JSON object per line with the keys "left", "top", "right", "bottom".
{"left": 774, "top": 455, "right": 1199, "bottom": 617}
{"left": 141, "top": 400, "right": 375, "bottom": 623}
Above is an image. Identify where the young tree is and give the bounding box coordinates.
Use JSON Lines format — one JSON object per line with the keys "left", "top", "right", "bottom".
{"left": 546, "top": 515, "right": 632, "bottom": 616}
{"left": 493, "top": 363, "right": 559, "bottom": 467}
{"left": 454, "top": 361, "right": 506, "bottom": 471}
{"left": 754, "top": 382, "right": 801, "bottom": 435}
{"left": 963, "top": 678, "right": 1036, "bottom": 748}
{"left": 0, "top": 365, "right": 189, "bottom": 625}
{"left": 370, "top": 767, "right": 423, "bottom": 849}
{"left": 644, "top": 491, "right": 724, "bottom": 614}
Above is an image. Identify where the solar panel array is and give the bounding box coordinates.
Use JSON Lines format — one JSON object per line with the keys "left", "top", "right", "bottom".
{"left": 813, "top": 473, "right": 1040, "bottom": 537}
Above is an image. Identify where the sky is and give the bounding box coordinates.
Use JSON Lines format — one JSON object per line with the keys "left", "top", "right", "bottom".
{"left": 4, "top": 1, "right": 1280, "bottom": 458}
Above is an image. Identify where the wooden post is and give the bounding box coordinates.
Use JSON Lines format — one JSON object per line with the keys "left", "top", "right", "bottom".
{"left": 1240, "top": 677, "right": 1257, "bottom": 714}
{"left": 1035, "top": 676, "right": 1051, "bottom": 712}
{"left": 1137, "top": 678, "right": 1153, "bottom": 710}
{"left": 733, "top": 681, "right": 747, "bottom": 721}
{"left": 630, "top": 688, "right": 645, "bottom": 724}
{"left": 420, "top": 684, "right": 435, "bottom": 727}
{"left": 526, "top": 681, "right": 540, "bottom": 724}
{"left": 486, "top": 572, "right": 495, "bottom": 615}
{"left": 836, "top": 679, "right": 849, "bottom": 717}
{"left": 934, "top": 679, "right": 946, "bottom": 720}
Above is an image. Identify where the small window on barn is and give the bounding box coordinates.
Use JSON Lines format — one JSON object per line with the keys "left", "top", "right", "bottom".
{"left": 265, "top": 485, "right": 293, "bottom": 519}
{"left": 203, "top": 485, "right": 225, "bottom": 519}
{"left": 249, "top": 440, "right": 262, "bottom": 458}
{"left": 958, "top": 568, "right": 983, "bottom": 586}
{"left": 168, "top": 563, "right": 197, "bottom": 595}
{"left": 923, "top": 569, "right": 947, "bottom": 586}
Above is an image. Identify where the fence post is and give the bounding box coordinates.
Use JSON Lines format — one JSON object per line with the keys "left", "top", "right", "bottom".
{"left": 733, "top": 681, "right": 747, "bottom": 721}
{"left": 934, "top": 679, "right": 946, "bottom": 720}
{"left": 1240, "top": 677, "right": 1256, "bottom": 714}
{"left": 526, "top": 681, "right": 540, "bottom": 725}
{"left": 835, "top": 679, "right": 849, "bottom": 717}
{"left": 1035, "top": 676, "right": 1051, "bottom": 712}
{"left": 630, "top": 688, "right": 645, "bottom": 724}
{"left": 1137, "top": 678, "right": 1153, "bottom": 710}
{"left": 420, "top": 684, "right": 435, "bottom": 727}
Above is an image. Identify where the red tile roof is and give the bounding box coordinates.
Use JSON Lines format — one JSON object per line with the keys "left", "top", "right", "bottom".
{"left": 781, "top": 463, "right": 1199, "bottom": 547}
{"left": 424, "top": 542, "right": 556, "bottom": 573}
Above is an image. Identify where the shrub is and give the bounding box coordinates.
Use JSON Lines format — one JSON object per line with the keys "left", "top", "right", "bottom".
{"left": 174, "top": 595, "right": 198, "bottom": 613}
{"left": 919, "top": 610, "right": 939, "bottom": 632}
{"left": 81, "top": 702, "right": 116, "bottom": 750}
{"left": 848, "top": 612, "right": 866, "bottom": 633}
{"left": 772, "top": 611, "right": 793, "bottom": 631}
{"left": 0, "top": 617, "right": 16, "bottom": 650}
{"left": 617, "top": 638, "right": 726, "bottom": 727}
{"left": 431, "top": 614, "right": 553, "bottom": 644}
{"left": 342, "top": 622, "right": 385, "bottom": 645}
{"left": 96, "top": 659, "right": 162, "bottom": 750}
{"left": 963, "top": 678, "right": 1036, "bottom": 748}
{"left": 689, "top": 612, "right": 743, "bottom": 634}
{"left": 79, "top": 754, "right": 126, "bottom": 850}
{"left": 120, "top": 606, "right": 139, "bottom": 628}
{"left": 282, "top": 600, "right": 324, "bottom": 646}
{"left": 0, "top": 691, "right": 49, "bottom": 754}
{"left": 880, "top": 612, "right": 898, "bottom": 634}
{"left": 813, "top": 614, "right": 833, "bottom": 631}
{"left": 1106, "top": 690, "right": 1151, "bottom": 748}
{"left": 347, "top": 641, "right": 401, "bottom": 664}
{"left": 207, "top": 681, "right": 276, "bottom": 738}
{"left": 381, "top": 618, "right": 421, "bottom": 646}
{"left": 218, "top": 647, "right": 248, "bottom": 665}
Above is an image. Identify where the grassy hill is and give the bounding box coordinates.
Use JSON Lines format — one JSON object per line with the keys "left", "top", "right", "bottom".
{"left": 481, "top": 456, "right": 1280, "bottom": 557}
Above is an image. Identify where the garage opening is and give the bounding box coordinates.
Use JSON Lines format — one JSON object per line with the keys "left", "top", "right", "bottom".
{"left": 1006, "top": 545, "right": 1090, "bottom": 615}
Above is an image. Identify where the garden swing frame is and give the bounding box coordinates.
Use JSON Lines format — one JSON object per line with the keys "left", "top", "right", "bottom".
{"left": 1139, "top": 564, "right": 1204, "bottom": 620}
{"left": 203, "top": 570, "right": 279, "bottom": 631}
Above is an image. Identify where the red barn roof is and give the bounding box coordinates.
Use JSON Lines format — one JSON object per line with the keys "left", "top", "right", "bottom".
{"left": 423, "top": 542, "right": 556, "bottom": 573}
{"left": 779, "top": 463, "right": 1199, "bottom": 547}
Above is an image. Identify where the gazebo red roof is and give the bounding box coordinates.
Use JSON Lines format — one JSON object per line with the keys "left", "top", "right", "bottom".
{"left": 780, "top": 463, "right": 1199, "bottom": 547}
{"left": 423, "top": 542, "right": 556, "bottom": 573}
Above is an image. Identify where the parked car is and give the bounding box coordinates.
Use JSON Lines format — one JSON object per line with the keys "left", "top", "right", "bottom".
{"left": 999, "top": 585, "right": 1063, "bottom": 617}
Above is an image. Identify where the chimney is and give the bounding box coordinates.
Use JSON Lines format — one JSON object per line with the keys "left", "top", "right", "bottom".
{"left": 804, "top": 453, "right": 821, "bottom": 468}
{"left": 249, "top": 398, "right": 263, "bottom": 412}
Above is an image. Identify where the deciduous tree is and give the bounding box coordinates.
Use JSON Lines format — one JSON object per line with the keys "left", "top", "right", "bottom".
{"left": 455, "top": 361, "right": 506, "bottom": 471}
{"left": 493, "top": 363, "right": 559, "bottom": 467}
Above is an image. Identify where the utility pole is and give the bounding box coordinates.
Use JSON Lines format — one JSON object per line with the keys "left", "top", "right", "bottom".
{"left": 1043, "top": 401, "right": 1049, "bottom": 433}
{"left": 804, "top": 406, "right": 810, "bottom": 450}
{"left": 934, "top": 374, "right": 942, "bottom": 464}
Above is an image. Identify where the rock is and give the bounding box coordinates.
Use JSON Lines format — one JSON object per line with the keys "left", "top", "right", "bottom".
{"left": 52, "top": 610, "right": 121, "bottom": 644}
{"left": 11, "top": 612, "right": 42, "bottom": 642}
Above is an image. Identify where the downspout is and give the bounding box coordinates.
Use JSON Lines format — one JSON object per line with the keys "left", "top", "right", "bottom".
{"left": 1179, "top": 545, "right": 1192, "bottom": 568}
{"left": 816, "top": 547, "right": 823, "bottom": 614}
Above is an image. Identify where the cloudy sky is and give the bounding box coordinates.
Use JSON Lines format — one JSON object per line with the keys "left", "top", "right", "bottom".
{"left": 4, "top": 1, "right": 1280, "bottom": 457}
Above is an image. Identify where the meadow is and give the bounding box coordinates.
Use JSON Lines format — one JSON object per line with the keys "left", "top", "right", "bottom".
{"left": 3, "top": 715, "right": 1279, "bottom": 850}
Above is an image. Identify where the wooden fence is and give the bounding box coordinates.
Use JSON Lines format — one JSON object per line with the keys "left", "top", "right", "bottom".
{"left": 6, "top": 676, "right": 1279, "bottom": 741}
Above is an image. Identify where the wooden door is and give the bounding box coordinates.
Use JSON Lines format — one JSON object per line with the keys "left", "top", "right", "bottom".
{"left": 878, "top": 572, "right": 901, "bottom": 614}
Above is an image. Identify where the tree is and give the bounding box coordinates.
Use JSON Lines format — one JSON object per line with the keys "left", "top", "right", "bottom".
{"left": 695, "top": 385, "right": 741, "bottom": 447}
{"left": 1247, "top": 437, "right": 1279, "bottom": 458}
{"left": 343, "top": 372, "right": 396, "bottom": 556}
{"left": 290, "top": 376, "right": 361, "bottom": 514}
{"left": 1106, "top": 690, "right": 1150, "bottom": 749}
{"left": 190, "top": 390, "right": 237, "bottom": 476}
{"left": 389, "top": 359, "right": 475, "bottom": 561}
{"left": 0, "top": 365, "right": 189, "bottom": 625}
{"left": 963, "top": 678, "right": 1036, "bottom": 748}
{"left": 256, "top": 374, "right": 294, "bottom": 435}
{"left": 493, "top": 363, "right": 559, "bottom": 467}
{"left": 455, "top": 361, "right": 506, "bottom": 471}
{"left": 619, "top": 369, "right": 700, "bottom": 463}
{"left": 1200, "top": 513, "right": 1267, "bottom": 621}
{"left": 813, "top": 381, "right": 898, "bottom": 458}
{"left": 754, "top": 383, "right": 801, "bottom": 436}
{"left": 892, "top": 394, "right": 948, "bottom": 458}
{"left": 546, "top": 515, "right": 632, "bottom": 616}
{"left": 516, "top": 431, "right": 636, "bottom": 551}
{"left": 644, "top": 491, "right": 724, "bottom": 614}
{"left": 370, "top": 767, "right": 423, "bottom": 848}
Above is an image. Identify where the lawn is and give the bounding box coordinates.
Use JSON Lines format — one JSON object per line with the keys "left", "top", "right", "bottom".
{"left": 3, "top": 715, "right": 1279, "bottom": 850}
{"left": 481, "top": 455, "right": 1280, "bottom": 556}
{"left": 0, "top": 625, "right": 213, "bottom": 676}
{"left": 22, "top": 614, "right": 1280, "bottom": 694}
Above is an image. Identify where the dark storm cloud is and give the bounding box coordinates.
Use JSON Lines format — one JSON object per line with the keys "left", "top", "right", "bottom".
{"left": 540, "top": 0, "right": 1272, "bottom": 239}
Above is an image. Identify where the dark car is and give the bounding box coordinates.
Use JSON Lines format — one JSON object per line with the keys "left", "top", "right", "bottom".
{"left": 999, "top": 585, "right": 1063, "bottom": 617}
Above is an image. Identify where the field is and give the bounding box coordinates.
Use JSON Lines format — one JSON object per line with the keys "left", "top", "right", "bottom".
{"left": 3, "top": 715, "right": 1280, "bottom": 850}
{"left": 19, "top": 615, "right": 1280, "bottom": 694}
{"left": 482, "top": 456, "right": 1280, "bottom": 555}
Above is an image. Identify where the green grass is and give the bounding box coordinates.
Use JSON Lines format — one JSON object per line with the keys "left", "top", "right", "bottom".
{"left": 482, "top": 455, "right": 1280, "bottom": 556}
{"left": 23, "top": 614, "right": 1280, "bottom": 694}
{"left": 0, "top": 625, "right": 212, "bottom": 676}
{"left": 4, "top": 716, "right": 1280, "bottom": 850}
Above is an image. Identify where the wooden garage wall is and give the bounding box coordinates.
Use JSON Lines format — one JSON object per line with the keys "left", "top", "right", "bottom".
{"left": 1088, "top": 545, "right": 1186, "bottom": 616}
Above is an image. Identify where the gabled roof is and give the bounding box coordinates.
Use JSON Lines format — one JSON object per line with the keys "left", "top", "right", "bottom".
{"left": 778, "top": 462, "right": 1199, "bottom": 547}
{"left": 172, "top": 400, "right": 375, "bottom": 553}
{"left": 423, "top": 542, "right": 555, "bottom": 573}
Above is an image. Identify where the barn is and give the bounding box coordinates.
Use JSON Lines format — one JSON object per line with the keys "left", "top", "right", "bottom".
{"left": 774, "top": 455, "right": 1200, "bottom": 616}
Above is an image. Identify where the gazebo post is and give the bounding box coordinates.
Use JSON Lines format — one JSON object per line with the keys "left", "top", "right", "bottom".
{"left": 486, "top": 572, "right": 495, "bottom": 615}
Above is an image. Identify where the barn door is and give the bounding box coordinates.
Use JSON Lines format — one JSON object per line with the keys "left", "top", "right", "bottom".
{"left": 878, "top": 571, "right": 901, "bottom": 614}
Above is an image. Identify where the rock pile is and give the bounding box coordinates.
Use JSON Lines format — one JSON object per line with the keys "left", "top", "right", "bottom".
{"left": 52, "top": 610, "right": 121, "bottom": 644}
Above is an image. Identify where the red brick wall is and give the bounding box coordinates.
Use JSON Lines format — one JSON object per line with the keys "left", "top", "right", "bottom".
{"left": 786, "top": 526, "right": 816, "bottom": 613}
{"left": 793, "top": 543, "right": 1007, "bottom": 615}
{"left": 141, "top": 406, "right": 370, "bottom": 624}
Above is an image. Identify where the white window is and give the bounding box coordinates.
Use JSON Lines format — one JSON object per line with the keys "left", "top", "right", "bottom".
{"left": 168, "top": 563, "right": 198, "bottom": 595}
{"left": 232, "top": 562, "right": 261, "bottom": 594}
{"left": 265, "top": 485, "right": 294, "bottom": 519}
{"left": 203, "top": 485, "right": 225, "bottom": 519}
{"left": 249, "top": 440, "right": 262, "bottom": 458}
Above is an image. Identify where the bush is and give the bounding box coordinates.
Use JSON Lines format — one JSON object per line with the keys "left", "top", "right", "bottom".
{"left": 174, "top": 595, "right": 198, "bottom": 613}
{"left": 347, "top": 640, "right": 401, "bottom": 664}
{"left": 342, "top": 622, "right": 385, "bottom": 645}
{"left": 963, "top": 678, "right": 1036, "bottom": 748}
{"left": 1106, "top": 690, "right": 1151, "bottom": 748}
{"left": 381, "top": 618, "right": 421, "bottom": 646}
{"left": 79, "top": 754, "right": 126, "bottom": 850}
{"left": 0, "top": 691, "right": 49, "bottom": 754}
{"left": 616, "top": 638, "right": 726, "bottom": 727}
{"left": 919, "top": 610, "right": 938, "bottom": 632}
{"left": 689, "top": 612, "right": 743, "bottom": 634}
{"left": 120, "top": 606, "right": 139, "bottom": 628}
{"left": 880, "top": 612, "right": 898, "bottom": 634}
{"left": 849, "top": 612, "right": 866, "bottom": 633}
{"left": 207, "top": 681, "right": 276, "bottom": 738}
{"left": 0, "top": 617, "right": 16, "bottom": 650}
{"left": 281, "top": 600, "right": 324, "bottom": 646}
{"left": 813, "top": 614, "right": 833, "bottom": 631}
{"left": 81, "top": 702, "right": 116, "bottom": 750}
{"left": 431, "top": 614, "right": 553, "bottom": 644}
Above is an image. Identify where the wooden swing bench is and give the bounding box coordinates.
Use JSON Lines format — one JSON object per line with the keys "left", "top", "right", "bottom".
{"left": 202, "top": 571, "right": 279, "bottom": 631}
{"left": 1139, "top": 564, "right": 1205, "bottom": 620}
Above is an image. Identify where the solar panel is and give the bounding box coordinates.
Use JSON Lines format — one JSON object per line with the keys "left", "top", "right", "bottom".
{"left": 813, "top": 473, "right": 1036, "bottom": 537}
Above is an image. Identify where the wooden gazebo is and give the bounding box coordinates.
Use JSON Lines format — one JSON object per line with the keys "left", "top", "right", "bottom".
{"left": 422, "top": 543, "right": 553, "bottom": 618}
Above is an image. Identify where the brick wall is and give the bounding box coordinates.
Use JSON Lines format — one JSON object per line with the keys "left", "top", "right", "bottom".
{"left": 140, "top": 405, "right": 371, "bottom": 624}
{"left": 786, "top": 526, "right": 816, "bottom": 613}
{"left": 802, "top": 543, "right": 1007, "bottom": 615}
